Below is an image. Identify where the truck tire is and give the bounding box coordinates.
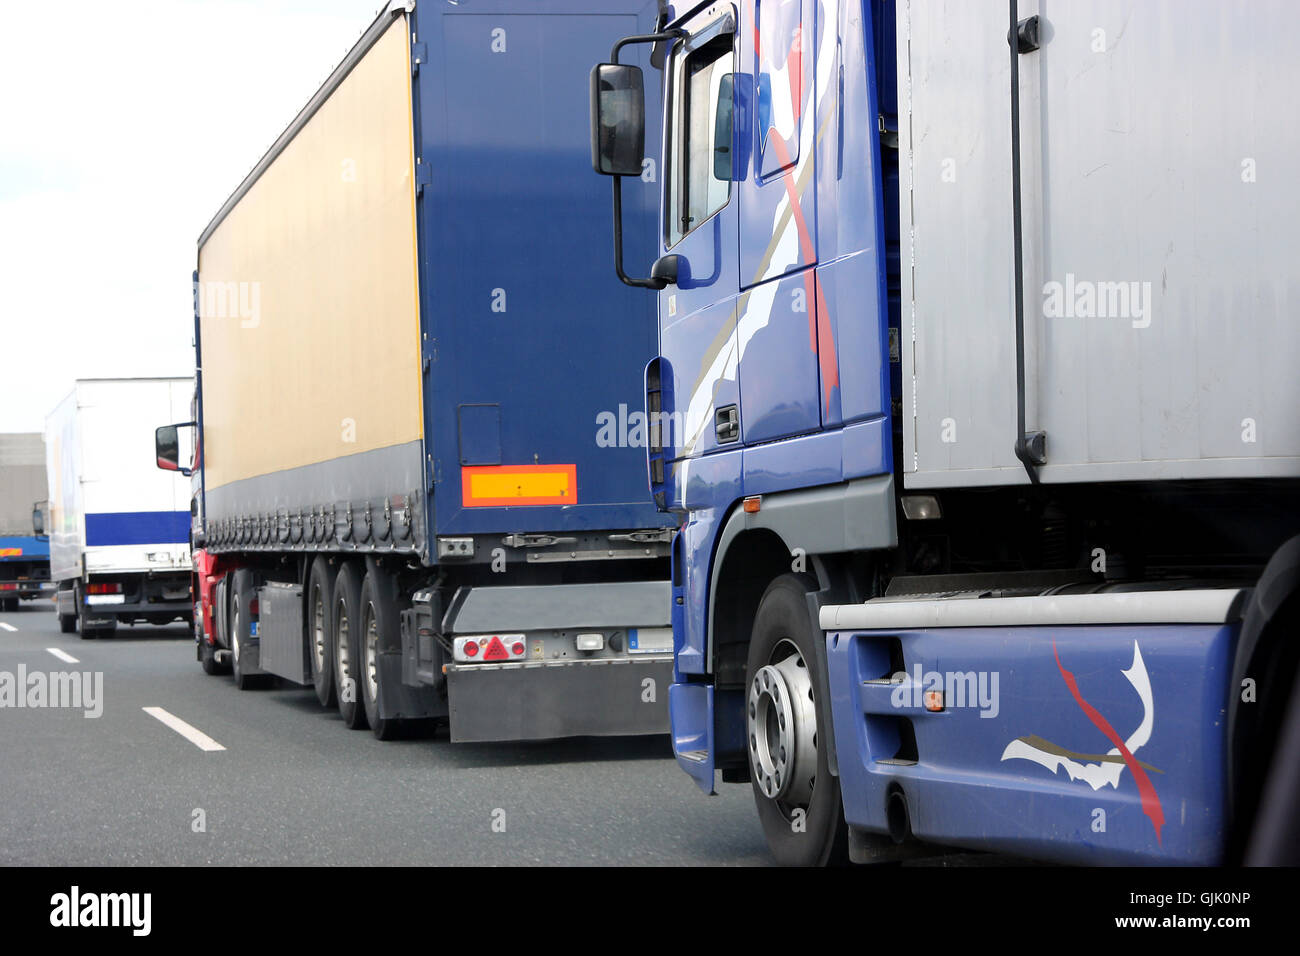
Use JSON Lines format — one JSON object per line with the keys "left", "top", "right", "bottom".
{"left": 360, "top": 563, "right": 406, "bottom": 740}
{"left": 231, "top": 569, "right": 270, "bottom": 690}
{"left": 59, "top": 613, "right": 76, "bottom": 634}
{"left": 215, "top": 576, "right": 230, "bottom": 651}
{"left": 77, "top": 590, "right": 114, "bottom": 639}
{"left": 1, "top": 598, "right": 16, "bottom": 613}
{"left": 307, "top": 559, "right": 337, "bottom": 708}
{"left": 333, "top": 561, "right": 369, "bottom": 730}
{"left": 745, "top": 574, "right": 849, "bottom": 867}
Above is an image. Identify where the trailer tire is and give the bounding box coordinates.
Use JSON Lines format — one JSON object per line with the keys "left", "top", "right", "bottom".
{"left": 1, "top": 598, "right": 16, "bottom": 613}
{"left": 307, "top": 558, "right": 337, "bottom": 708}
{"left": 59, "top": 613, "right": 76, "bottom": 634}
{"left": 333, "top": 561, "right": 369, "bottom": 730}
{"left": 745, "top": 574, "right": 849, "bottom": 867}
{"left": 215, "top": 576, "right": 230, "bottom": 651}
{"left": 360, "top": 564, "right": 406, "bottom": 740}
{"left": 231, "top": 569, "right": 270, "bottom": 690}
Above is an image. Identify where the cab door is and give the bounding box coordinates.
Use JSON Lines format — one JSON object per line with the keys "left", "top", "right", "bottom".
{"left": 735, "top": 0, "right": 824, "bottom": 443}
{"left": 657, "top": 5, "right": 743, "bottom": 466}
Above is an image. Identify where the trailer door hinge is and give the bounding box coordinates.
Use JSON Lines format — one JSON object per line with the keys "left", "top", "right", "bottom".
{"left": 415, "top": 159, "right": 433, "bottom": 197}
{"left": 411, "top": 41, "right": 426, "bottom": 76}
{"left": 1009, "top": 15, "right": 1041, "bottom": 54}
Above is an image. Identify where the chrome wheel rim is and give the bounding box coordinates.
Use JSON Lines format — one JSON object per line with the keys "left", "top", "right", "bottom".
{"left": 336, "top": 600, "right": 351, "bottom": 688}
{"left": 748, "top": 639, "right": 818, "bottom": 810}
{"left": 364, "top": 604, "right": 379, "bottom": 705}
{"left": 232, "top": 606, "right": 242, "bottom": 666}
{"left": 312, "top": 587, "right": 327, "bottom": 677}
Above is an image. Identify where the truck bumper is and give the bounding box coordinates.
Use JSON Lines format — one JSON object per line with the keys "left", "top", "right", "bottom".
{"left": 0, "top": 581, "right": 54, "bottom": 600}
{"left": 446, "top": 657, "right": 672, "bottom": 742}
{"left": 83, "top": 599, "right": 191, "bottom": 625}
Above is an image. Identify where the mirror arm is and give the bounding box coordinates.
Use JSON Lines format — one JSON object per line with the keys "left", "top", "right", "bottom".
{"left": 613, "top": 177, "right": 665, "bottom": 290}
{"left": 610, "top": 29, "right": 685, "bottom": 66}
{"left": 608, "top": 28, "right": 686, "bottom": 291}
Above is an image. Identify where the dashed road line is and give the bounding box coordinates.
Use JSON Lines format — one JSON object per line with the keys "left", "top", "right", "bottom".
{"left": 46, "top": 647, "right": 79, "bottom": 664}
{"left": 0, "top": 623, "right": 17, "bottom": 632}
{"left": 142, "top": 706, "right": 227, "bottom": 752}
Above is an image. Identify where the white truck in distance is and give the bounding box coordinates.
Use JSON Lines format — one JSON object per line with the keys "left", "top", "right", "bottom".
{"left": 46, "top": 379, "right": 195, "bottom": 638}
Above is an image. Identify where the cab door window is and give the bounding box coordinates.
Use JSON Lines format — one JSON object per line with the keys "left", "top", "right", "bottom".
{"left": 667, "top": 32, "right": 735, "bottom": 247}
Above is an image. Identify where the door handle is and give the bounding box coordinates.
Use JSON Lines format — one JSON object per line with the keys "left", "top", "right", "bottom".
{"left": 715, "top": 405, "right": 739, "bottom": 443}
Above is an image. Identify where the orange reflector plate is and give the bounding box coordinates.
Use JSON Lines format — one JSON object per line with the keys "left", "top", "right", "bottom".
{"left": 461, "top": 464, "right": 578, "bottom": 508}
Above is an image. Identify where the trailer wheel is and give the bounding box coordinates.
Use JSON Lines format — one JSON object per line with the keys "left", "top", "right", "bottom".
{"left": 231, "top": 569, "right": 269, "bottom": 690}
{"left": 215, "top": 576, "right": 230, "bottom": 651}
{"left": 59, "top": 613, "right": 76, "bottom": 634}
{"left": 333, "top": 561, "right": 369, "bottom": 730}
{"left": 360, "top": 564, "right": 406, "bottom": 740}
{"left": 307, "top": 559, "right": 337, "bottom": 708}
{"left": 0, "top": 598, "right": 16, "bottom": 613}
{"left": 745, "top": 574, "right": 849, "bottom": 866}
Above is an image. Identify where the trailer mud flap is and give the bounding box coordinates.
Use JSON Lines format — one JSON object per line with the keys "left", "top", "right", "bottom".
{"left": 377, "top": 650, "right": 445, "bottom": 721}
{"left": 446, "top": 659, "right": 671, "bottom": 743}
{"left": 257, "top": 583, "right": 307, "bottom": 683}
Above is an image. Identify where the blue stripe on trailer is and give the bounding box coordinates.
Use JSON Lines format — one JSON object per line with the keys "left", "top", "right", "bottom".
{"left": 0, "top": 536, "right": 49, "bottom": 560}
{"left": 84, "top": 512, "right": 190, "bottom": 547}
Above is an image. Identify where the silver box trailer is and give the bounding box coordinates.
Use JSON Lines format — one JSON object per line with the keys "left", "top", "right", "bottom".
{"left": 899, "top": 0, "right": 1300, "bottom": 488}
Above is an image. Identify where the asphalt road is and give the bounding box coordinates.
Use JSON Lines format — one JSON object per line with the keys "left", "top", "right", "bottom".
{"left": 0, "top": 599, "right": 771, "bottom": 865}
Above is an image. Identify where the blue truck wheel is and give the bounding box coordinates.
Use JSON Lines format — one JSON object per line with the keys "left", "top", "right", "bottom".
{"left": 746, "top": 575, "right": 849, "bottom": 866}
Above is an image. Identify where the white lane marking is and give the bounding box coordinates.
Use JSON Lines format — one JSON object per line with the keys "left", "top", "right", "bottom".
{"left": 0, "top": 623, "right": 16, "bottom": 632}
{"left": 142, "top": 706, "right": 227, "bottom": 752}
{"left": 46, "top": 647, "right": 79, "bottom": 664}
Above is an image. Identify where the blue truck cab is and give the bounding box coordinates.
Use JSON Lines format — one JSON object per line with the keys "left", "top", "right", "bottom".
{"left": 590, "top": 0, "right": 1300, "bottom": 864}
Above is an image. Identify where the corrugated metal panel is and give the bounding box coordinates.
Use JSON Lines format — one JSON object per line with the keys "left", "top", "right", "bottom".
{"left": 0, "top": 433, "right": 47, "bottom": 536}
{"left": 899, "top": 0, "right": 1300, "bottom": 487}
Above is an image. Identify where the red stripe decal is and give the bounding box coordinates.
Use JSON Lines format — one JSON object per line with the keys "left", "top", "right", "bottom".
{"left": 1053, "top": 641, "right": 1165, "bottom": 845}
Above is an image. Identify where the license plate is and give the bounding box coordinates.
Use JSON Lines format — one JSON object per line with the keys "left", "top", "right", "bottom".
{"left": 627, "top": 627, "right": 672, "bottom": 654}
{"left": 86, "top": 594, "right": 125, "bottom": 606}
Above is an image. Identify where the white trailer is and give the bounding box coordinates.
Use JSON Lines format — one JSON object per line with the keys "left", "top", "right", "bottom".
{"left": 46, "top": 379, "right": 195, "bottom": 638}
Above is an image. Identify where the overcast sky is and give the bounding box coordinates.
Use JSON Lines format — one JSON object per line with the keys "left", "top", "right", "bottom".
{"left": 0, "top": 0, "right": 380, "bottom": 433}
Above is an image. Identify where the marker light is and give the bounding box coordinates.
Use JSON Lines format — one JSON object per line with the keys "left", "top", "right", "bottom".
{"left": 575, "top": 633, "right": 604, "bottom": 651}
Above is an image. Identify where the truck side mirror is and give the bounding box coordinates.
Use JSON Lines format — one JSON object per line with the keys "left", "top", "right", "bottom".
{"left": 156, "top": 423, "right": 195, "bottom": 477}
{"left": 590, "top": 63, "right": 646, "bottom": 176}
{"left": 156, "top": 425, "right": 180, "bottom": 472}
{"left": 592, "top": 27, "right": 686, "bottom": 290}
{"left": 32, "top": 505, "right": 45, "bottom": 537}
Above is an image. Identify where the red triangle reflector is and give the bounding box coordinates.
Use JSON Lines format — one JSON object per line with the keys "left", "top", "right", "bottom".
{"left": 483, "top": 636, "right": 509, "bottom": 661}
